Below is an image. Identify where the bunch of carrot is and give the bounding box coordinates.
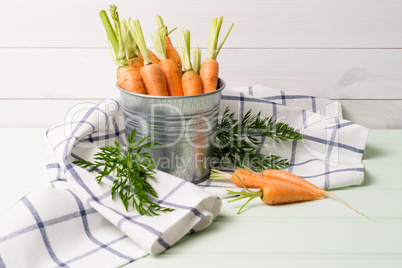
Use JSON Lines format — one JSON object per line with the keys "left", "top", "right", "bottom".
{"left": 211, "top": 168, "right": 373, "bottom": 221}
{"left": 99, "top": 5, "right": 234, "bottom": 96}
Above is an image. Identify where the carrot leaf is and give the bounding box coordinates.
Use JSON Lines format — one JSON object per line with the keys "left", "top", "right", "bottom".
{"left": 73, "top": 128, "right": 174, "bottom": 216}
{"left": 227, "top": 175, "right": 261, "bottom": 214}
{"left": 214, "top": 107, "right": 304, "bottom": 172}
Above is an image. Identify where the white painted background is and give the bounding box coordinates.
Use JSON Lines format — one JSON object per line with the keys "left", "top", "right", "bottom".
{"left": 1, "top": 0, "right": 401, "bottom": 129}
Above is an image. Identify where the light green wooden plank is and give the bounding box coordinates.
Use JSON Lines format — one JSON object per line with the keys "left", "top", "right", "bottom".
{"left": 363, "top": 144, "right": 402, "bottom": 164}
{"left": 157, "top": 214, "right": 402, "bottom": 254}
{"left": 366, "top": 130, "right": 402, "bottom": 145}
{"left": 361, "top": 165, "right": 402, "bottom": 189}
{"left": 1, "top": 128, "right": 401, "bottom": 268}
{"left": 126, "top": 205, "right": 402, "bottom": 268}
{"left": 128, "top": 254, "right": 402, "bottom": 268}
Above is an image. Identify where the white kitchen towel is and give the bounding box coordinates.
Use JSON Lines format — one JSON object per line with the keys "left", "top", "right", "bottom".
{"left": 0, "top": 97, "right": 222, "bottom": 268}
{"left": 0, "top": 85, "right": 369, "bottom": 268}
{"left": 199, "top": 85, "right": 369, "bottom": 196}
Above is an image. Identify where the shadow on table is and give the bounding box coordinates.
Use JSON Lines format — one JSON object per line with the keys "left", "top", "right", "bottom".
{"left": 362, "top": 144, "right": 387, "bottom": 160}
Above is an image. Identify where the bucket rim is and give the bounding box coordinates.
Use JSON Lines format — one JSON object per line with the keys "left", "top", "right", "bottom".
{"left": 116, "top": 78, "right": 226, "bottom": 99}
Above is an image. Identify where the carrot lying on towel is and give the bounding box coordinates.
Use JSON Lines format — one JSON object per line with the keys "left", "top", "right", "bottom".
{"left": 99, "top": 6, "right": 145, "bottom": 95}
{"left": 211, "top": 168, "right": 373, "bottom": 220}
{"left": 200, "top": 17, "right": 233, "bottom": 94}
{"left": 131, "top": 19, "right": 168, "bottom": 96}
{"left": 227, "top": 176, "right": 325, "bottom": 214}
{"left": 176, "top": 29, "right": 203, "bottom": 96}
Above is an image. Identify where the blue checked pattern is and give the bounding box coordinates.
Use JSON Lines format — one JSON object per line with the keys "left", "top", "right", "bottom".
{"left": 0, "top": 85, "right": 369, "bottom": 267}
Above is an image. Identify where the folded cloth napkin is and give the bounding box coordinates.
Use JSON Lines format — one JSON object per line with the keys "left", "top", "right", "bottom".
{"left": 0, "top": 85, "right": 369, "bottom": 268}
{"left": 0, "top": 97, "right": 222, "bottom": 267}
{"left": 199, "top": 85, "right": 369, "bottom": 196}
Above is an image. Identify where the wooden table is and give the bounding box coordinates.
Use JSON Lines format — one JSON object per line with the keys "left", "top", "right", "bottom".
{"left": 1, "top": 128, "right": 401, "bottom": 267}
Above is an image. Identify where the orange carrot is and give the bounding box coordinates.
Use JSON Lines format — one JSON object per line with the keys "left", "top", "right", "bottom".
{"left": 131, "top": 19, "right": 168, "bottom": 96}
{"left": 151, "top": 28, "right": 183, "bottom": 96}
{"left": 127, "top": 57, "right": 143, "bottom": 73}
{"left": 139, "top": 50, "right": 160, "bottom": 65}
{"left": 165, "top": 36, "right": 182, "bottom": 75}
{"left": 212, "top": 168, "right": 373, "bottom": 220}
{"left": 262, "top": 169, "right": 373, "bottom": 220}
{"left": 200, "top": 17, "right": 233, "bottom": 93}
{"left": 139, "top": 57, "right": 168, "bottom": 96}
{"left": 227, "top": 177, "right": 325, "bottom": 214}
{"left": 200, "top": 58, "right": 219, "bottom": 93}
{"left": 117, "top": 66, "right": 146, "bottom": 94}
{"left": 156, "top": 15, "right": 182, "bottom": 75}
{"left": 176, "top": 29, "right": 203, "bottom": 96}
{"left": 211, "top": 169, "right": 267, "bottom": 188}
{"left": 262, "top": 169, "right": 325, "bottom": 195}
{"left": 182, "top": 71, "right": 202, "bottom": 96}
{"left": 99, "top": 7, "right": 145, "bottom": 94}
{"left": 158, "top": 59, "right": 183, "bottom": 96}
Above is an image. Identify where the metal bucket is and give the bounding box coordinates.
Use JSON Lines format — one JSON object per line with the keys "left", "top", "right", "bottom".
{"left": 117, "top": 79, "right": 225, "bottom": 183}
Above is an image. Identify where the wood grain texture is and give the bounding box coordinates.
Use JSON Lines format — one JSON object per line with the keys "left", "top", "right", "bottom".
{"left": 0, "top": 48, "right": 401, "bottom": 99}
{"left": 1, "top": 0, "right": 401, "bottom": 48}
{"left": 0, "top": 0, "right": 401, "bottom": 128}
{"left": 0, "top": 99, "right": 400, "bottom": 129}
{"left": 1, "top": 128, "right": 401, "bottom": 267}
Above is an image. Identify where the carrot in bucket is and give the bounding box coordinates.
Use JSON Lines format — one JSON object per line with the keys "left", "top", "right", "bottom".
{"left": 99, "top": 6, "right": 146, "bottom": 95}
{"left": 200, "top": 17, "right": 233, "bottom": 94}
{"left": 176, "top": 29, "right": 203, "bottom": 96}
{"left": 156, "top": 15, "right": 182, "bottom": 76}
{"left": 131, "top": 19, "right": 168, "bottom": 96}
{"left": 151, "top": 28, "right": 183, "bottom": 96}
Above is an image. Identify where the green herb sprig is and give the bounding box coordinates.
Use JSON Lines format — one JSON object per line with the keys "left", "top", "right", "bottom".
{"left": 214, "top": 107, "right": 304, "bottom": 172}
{"left": 73, "top": 129, "right": 174, "bottom": 216}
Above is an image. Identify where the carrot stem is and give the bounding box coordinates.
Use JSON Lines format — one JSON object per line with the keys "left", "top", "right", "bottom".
{"left": 151, "top": 29, "right": 167, "bottom": 60}
{"left": 193, "top": 44, "right": 201, "bottom": 73}
{"left": 99, "top": 10, "right": 119, "bottom": 56}
{"left": 177, "top": 29, "right": 193, "bottom": 72}
{"left": 227, "top": 175, "right": 261, "bottom": 214}
{"left": 108, "top": 5, "right": 127, "bottom": 67}
{"left": 206, "top": 17, "right": 233, "bottom": 60}
{"left": 216, "top": 23, "right": 234, "bottom": 57}
{"left": 131, "top": 19, "right": 152, "bottom": 65}
{"left": 209, "top": 169, "right": 232, "bottom": 180}
{"left": 121, "top": 19, "right": 140, "bottom": 58}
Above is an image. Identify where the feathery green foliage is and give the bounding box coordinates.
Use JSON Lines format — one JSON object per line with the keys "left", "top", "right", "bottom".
{"left": 214, "top": 107, "right": 304, "bottom": 172}
{"left": 73, "top": 129, "right": 174, "bottom": 216}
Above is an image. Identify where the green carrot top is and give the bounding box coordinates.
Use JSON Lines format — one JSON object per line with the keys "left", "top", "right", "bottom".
{"left": 176, "top": 29, "right": 201, "bottom": 73}
{"left": 98, "top": 5, "right": 128, "bottom": 67}
{"left": 156, "top": 15, "right": 177, "bottom": 36}
{"left": 151, "top": 28, "right": 167, "bottom": 60}
{"left": 130, "top": 19, "right": 152, "bottom": 65}
{"left": 206, "top": 17, "right": 234, "bottom": 60}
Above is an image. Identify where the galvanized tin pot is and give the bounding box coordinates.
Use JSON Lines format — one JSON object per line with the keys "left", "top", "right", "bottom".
{"left": 117, "top": 79, "right": 225, "bottom": 184}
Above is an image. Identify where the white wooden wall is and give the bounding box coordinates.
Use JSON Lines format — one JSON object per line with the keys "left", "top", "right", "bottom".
{"left": 1, "top": 0, "right": 401, "bottom": 129}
